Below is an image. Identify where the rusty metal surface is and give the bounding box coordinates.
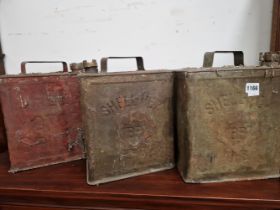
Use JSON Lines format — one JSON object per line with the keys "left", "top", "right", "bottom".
{"left": 0, "top": 62, "right": 85, "bottom": 172}
{"left": 203, "top": 51, "right": 244, "bottom": 68}
{"left": 259, "top": 51, "right": 280, "bottom": 67}
{"left": 21, "top": 61, "right": 68, "bottom": 74}
{"left": 176, "top": 52, "right": 280, "bottom": 183}
{"left": 70, "top": 59, "right": 98, "bottom": 73}
{"left": 100, "top": 57, "right": 145, "bottom": 72}
{"left": 79, "top": 57, "right": 174, "bottom": 185}
{"left": 70, "top": 62, "right": 84, "bottom": 73}
{"left": 83, "top": 60, "right": 98, "bottom": 73}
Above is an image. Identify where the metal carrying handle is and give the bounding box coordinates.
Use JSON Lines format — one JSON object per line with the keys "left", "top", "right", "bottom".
{"left": 100, "top": 57, "right": 145, "bottom": 72}
{"left": 203, "top": 51, "right": 244, "bottom": 67}
{"left": 21, "top": 61, "right": 68, "bottom": 74}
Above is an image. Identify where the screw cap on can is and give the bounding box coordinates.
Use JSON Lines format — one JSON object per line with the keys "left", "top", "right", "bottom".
{"left": 83, "top": 60, "right": 98, "bottom": 68}
{"left": 70, "top": 62, "right": 84, "bottom": 72}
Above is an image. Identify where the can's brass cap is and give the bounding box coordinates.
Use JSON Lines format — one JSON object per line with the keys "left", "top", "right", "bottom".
{"left": 259, "top": 52, "right": 280, "bottom": 62}
{"left": 259, "top": 52, "right": 280, "bottom": 67}
{"left": 70, "top": 62, "right": 84, "bottom": 72}
{"left": 83, "top": 59, "right": 98, "bottom": 68}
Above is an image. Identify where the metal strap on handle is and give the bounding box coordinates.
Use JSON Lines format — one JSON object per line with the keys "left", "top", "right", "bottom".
{"left": 100, "top": 57, "right": 145, "bottom": 73}
{"left": 203, "top": 51, "right": 244, "bottom": 67}
{"left": 21, "top": 61, "right": 68, "bottom": 74}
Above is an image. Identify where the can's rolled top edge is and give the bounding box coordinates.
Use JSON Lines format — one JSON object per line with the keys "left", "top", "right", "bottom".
{"left": 78, "top": 69, "right": 174, "bottom": 77}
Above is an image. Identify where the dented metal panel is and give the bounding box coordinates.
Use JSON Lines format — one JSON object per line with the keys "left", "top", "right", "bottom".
{"left": 176, "top": 51, "right": 280, "bottom": 183}
{"left": 0, "top": 61, "right": 84, "bottom": 172}
{"left": 79, "top": 57, "right": 174, "bottom": 185}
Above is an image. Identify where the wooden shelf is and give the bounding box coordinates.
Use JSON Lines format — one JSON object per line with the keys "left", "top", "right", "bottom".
{"left": 0, "top": 152, "right": 279, "bottom": 210}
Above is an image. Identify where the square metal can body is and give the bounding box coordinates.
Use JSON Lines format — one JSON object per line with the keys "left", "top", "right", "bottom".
{"left": 79, "top": 71, "right": 175, "bottom": 185}
{"left": 176, "top": 66, "right": 280, "bottom": 183}
{"left": 0, "top": 73, "right": 85, "bottom": 172}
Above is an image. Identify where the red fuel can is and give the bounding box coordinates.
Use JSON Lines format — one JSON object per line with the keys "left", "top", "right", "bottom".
{"left": 0, "top": 61, "right": 85, "bottom": 172}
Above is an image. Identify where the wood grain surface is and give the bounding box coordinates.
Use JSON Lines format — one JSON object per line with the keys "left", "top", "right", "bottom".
{"left": 271, "top": 0, "right": 280, "bottom": 51}
{"left": 0, "top": 152, "right": 279, "bottom": 209}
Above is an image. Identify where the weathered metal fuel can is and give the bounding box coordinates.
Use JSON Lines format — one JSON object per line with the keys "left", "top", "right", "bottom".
{"left": 176, "top": 51, "right": 280, "bottom": 183}
{"left": 0, "top": 61, "right": 85, "bottom": 172}
{"left": 79, "top": 57, "right": 175, "bottom": 185}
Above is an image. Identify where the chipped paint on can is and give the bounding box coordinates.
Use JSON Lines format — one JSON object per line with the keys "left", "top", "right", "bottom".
{"left": 0, "top": 73, "right": 85, "bottom": 172}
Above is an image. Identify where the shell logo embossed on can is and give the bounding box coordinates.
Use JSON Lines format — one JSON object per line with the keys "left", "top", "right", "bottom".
{"left": 176, "top": 51, "right": 280, "bottom": 183}
{"left": 79, "top": 57, "right": 175, "bottom": 185}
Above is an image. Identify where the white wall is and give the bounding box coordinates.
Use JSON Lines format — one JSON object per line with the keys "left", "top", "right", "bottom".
{"left": 0, "top": 0, "right": 273, "bottom": 74}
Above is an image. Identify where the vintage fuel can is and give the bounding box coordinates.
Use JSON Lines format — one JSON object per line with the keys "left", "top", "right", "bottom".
{"left": 176, "top": 51, "right": 280, "bottom": 183}
{"left": 79, "top": 57, "right": 175, "bottom": 185}
{"left": 0, "top": 61, "right": 85, "bottom": 172}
